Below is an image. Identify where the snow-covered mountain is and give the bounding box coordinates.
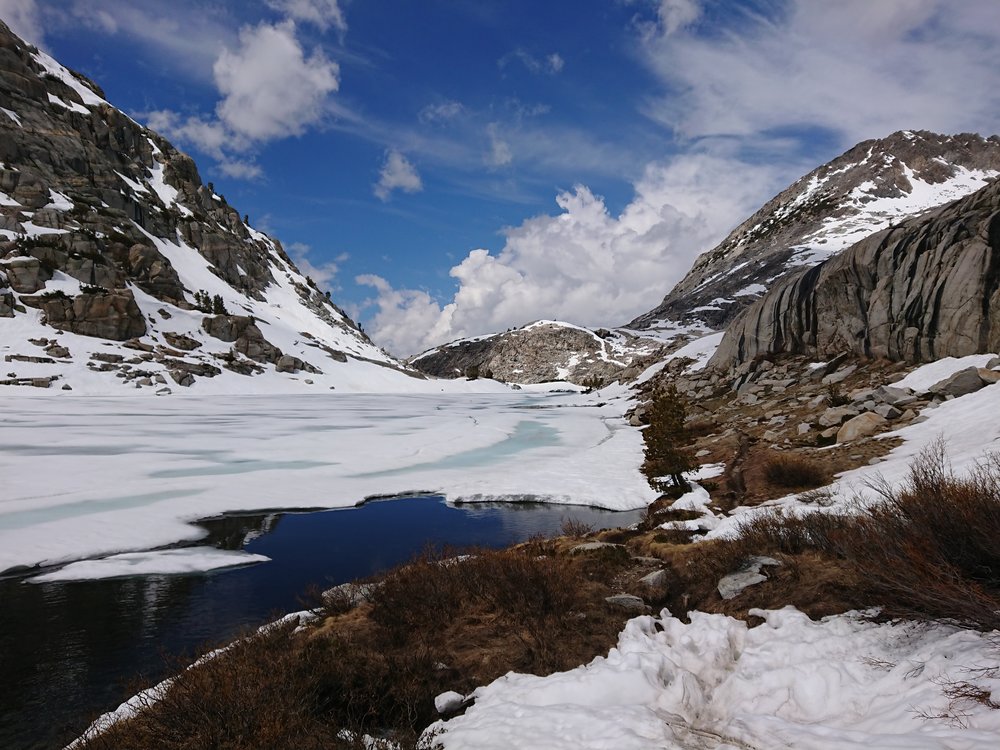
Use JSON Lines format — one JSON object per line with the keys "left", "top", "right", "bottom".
{"left": 410, "top": 320, "right": 677, "bottom": 386}
{"left": 631, "top": 130, "right": 1000, "bottom": 330}
{"left": 0, "top": 21, "right": 435, "bottom": 395}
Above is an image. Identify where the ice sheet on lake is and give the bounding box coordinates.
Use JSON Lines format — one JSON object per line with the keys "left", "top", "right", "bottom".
{"left": 27, "top": 547, "right": 270, "bottom": 583}
{"left": 0, "top": 392, "right": 656, "bottom": 573}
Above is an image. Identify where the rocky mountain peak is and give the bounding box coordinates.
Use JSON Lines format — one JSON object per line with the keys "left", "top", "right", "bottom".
{"left": 631, "top": 129, "right": 1000, "bottom": 331}
{"left": 0, "top": 21, "right": 423, "bottom": 394}
{"left": 710, "top": 176, "right": 1000, "bottom": 374}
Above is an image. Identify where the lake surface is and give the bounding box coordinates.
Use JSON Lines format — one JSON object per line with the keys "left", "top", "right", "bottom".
{"left": 0, "top": 496, "right": 641, "bottom": 750}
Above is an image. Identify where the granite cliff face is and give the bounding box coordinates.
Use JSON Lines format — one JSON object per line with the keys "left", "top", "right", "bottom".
{"left": 0, "top": 21, "right": 419, "bottom": 393}
{"left": 710, "top": 178, "right": 1000, "bottom": 373}
{"left": 631, "top": 130, "right": 1000, "bottom": 331}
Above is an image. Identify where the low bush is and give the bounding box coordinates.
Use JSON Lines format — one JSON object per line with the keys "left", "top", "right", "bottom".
{"left": 763, "top": 453, "right": 830, "bottom": 489}
{"left": 713, "top": 442, "right": 1000, "bottom": 630}
{"left": 77, "top": 547, "right": 627, "bottom": 749}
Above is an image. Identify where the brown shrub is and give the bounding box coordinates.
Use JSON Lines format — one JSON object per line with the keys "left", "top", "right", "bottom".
{"left": 716, "top": 442, "right": 1000, "bottom": 630}
{"left": 763, "top": 453, "right": 830, "bottom": 489}
{"left": 76, "top": 623, "right": 339, "bottom": 750}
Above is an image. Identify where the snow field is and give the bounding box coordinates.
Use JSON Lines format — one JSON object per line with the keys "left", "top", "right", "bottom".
{"left": 432, "top": 607, "right": 1000, "bottom": 749}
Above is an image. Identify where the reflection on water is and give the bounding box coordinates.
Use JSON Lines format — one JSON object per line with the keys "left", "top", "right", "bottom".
{"left": 0, "top": 497, "right": 640, "bottom": 750}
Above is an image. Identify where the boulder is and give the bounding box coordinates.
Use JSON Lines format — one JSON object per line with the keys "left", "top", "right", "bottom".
{"left": 3, "top": 257, "right": 49, "bottom": 293}
{"left": 163, "top": 331, "right": 202, "bottom": 351}
{"left": 872, "top": 385, "right": 917, "bottom": 406}
{"left": 836, "top": 412, "right": 889, "bottom": 443}
{"left": 0, "top": 291, "right": 14, "bottom": 317}
{"left": 639, "top": 569, "right": 669, "bottom": 591}
{"left": 717, "top": 556, "right": 781, "bottom": 600}
{"left": 604, "top": 594, "right": 648, "bottom": 613}
{"left": 927, "top": 367, "right": 988, "bottom": 398}
{"left": 818, "top": 406, "right": 858, "bottom": 427}
{"left": 203, "top": 314, "right": 283, "bottom": 363}
{"left": 821, "top": 365, "right": 857, "bottom": 385}
{"left": 977, "top": 368, "right": 1000, "bottom": 384}
{"left": 27, "top": 289, "right": 146, "bottom": 340}
{"left": 874, "top": 403, "right": 902, "bottom": 420}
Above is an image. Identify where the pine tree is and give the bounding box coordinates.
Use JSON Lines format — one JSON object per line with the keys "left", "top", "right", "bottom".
{"left": 641, "top": 383, "right": 694, "bottom": 494}
{"left": 212, "top": 294, "right": 228, "bottom": 315}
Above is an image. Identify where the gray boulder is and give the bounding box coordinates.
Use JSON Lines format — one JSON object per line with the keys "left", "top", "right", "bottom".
{"left": 604, "top": 594, "right": 648, "bottom": 613}
{"left": 24, "top": 289, "right": 146, "bottom": 340}
{"left": 927, "top": 367, "right": 988, "bottom": 398}
{"left": 818, "top": 406, "right": 858, "bottom": 427}
{"left": 837, "top": 412, "right": 889, "bottom": 443}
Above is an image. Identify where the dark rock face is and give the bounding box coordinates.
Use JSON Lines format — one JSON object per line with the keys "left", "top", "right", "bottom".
{"left": 0, "top": 19, "right": 386, "bottom": 390}
{"left": 24, "top": 289, "right": 146, "bottom": 340}
{"left": 631, "top": 131, "right": 1000, "bottom": 332}
{"left": 711, "top": 179, "right": 1000, "bottom": 371}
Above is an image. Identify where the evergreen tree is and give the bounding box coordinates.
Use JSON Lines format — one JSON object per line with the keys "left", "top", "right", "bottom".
{"left": 212, "top": 294, "right": 228, "bottom": 315}
{"left": 641, "top": 383, "right": 694, "bottom": 494}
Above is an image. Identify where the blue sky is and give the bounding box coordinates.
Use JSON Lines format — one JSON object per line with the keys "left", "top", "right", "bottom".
{"left": 3, "top": 0, "right": 999, "bottom": 354}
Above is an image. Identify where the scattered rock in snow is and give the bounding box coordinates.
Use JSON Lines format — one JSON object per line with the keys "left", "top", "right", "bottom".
{"left": 927, "top": 367, "right": 990, "bottom": 398}
{"left": 837, "top": 412, "right": 889, "bottom": 443}
{"left": 718, "top": 556, "right": 781, "bottom": 600}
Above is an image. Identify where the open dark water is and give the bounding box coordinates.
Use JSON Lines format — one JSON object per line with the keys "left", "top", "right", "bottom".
{"left": 0, "top": 496, "right": 640, "bottom": 750}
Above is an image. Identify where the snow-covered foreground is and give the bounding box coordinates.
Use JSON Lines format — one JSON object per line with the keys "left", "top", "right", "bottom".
{"left": 0, "top": 391, "right": 655, "bottom": 575}
{"left": 429, "top": 356, "right": 1000, "bottom": 750}
{"left": 433, "top": 607, "right": 1000, "bottom": 750}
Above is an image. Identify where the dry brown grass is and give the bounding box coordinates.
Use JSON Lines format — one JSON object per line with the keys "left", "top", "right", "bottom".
{"left": 762, "top": 452, "right": 830, "bottom": 489}
{"left": 673, "top": 442, "right": 1000, "bottom": 630}
{"left": 76, "top": 547, "right": 632, "bottom": 750}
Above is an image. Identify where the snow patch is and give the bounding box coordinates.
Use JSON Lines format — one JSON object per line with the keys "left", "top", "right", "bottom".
{"left": 27, "top": 547, "right": 270, "bottom": 583}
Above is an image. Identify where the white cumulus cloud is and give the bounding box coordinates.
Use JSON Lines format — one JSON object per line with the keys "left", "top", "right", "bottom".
{"left": 143, "top": 19, "right": 339, "bottom": 179}
{"left": 359, "top": 151, "right": 787, "bottom": 356}
{"left": 288, "top": 241, "right": 345, "bottom": 289}
{"left": 374, "top": 149, "right": 423, "bottom": 201}
{"left": 214, "top": 20, "right": 339, "bottom": 141}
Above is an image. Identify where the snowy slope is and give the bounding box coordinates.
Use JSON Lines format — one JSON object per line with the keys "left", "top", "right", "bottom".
{"left": 633, "top": 130, "right": 1000, "bottom": 330}
{"left": 0, "top": 22, "right": 438, "bottom": 395}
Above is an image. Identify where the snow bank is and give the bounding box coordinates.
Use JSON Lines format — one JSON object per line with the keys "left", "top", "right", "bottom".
{"left": 27, "top": 547, "right": 270, "bottom": 583}
{"left": 432, "top": 607, "right": 1000, "bottom": 749}
{"left": 892, "top": 354, "right": 998, "bottom": 392}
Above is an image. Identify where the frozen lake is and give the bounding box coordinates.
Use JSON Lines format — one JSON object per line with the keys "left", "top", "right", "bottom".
{"left": 0, "top": 391, "right": 652, "bottom": 748}
{"left": 0, "top": 392, "right": 656, "bottom": 578}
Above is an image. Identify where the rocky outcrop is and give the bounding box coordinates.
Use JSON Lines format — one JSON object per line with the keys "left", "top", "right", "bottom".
{"left": 631, "top": 131, "right": 1000, "bottom": 332}
{"left": 203, "top": 314, "right": 282, "bottom": 363}
{"left": 22, "top": 288, "right": 146, "bottom": 340}
{"left": 711, "top": 178, "right": 1000, "bottom": 372}
{"left": 411, "top": 321, "right": 663, "bottom": 386}
{"left": 0, "top": 20, "right": 418, "bottom": 392}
